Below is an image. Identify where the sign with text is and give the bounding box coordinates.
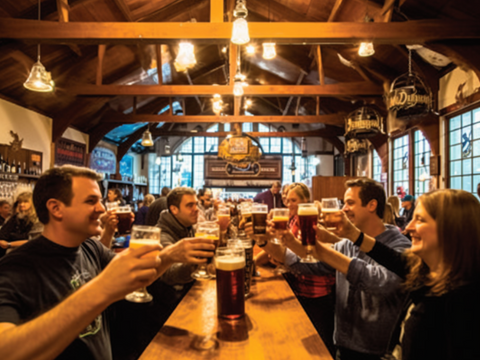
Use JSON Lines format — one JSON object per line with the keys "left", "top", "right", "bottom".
{"left": 205, "top": 159, "right": 282, "bottom": 180}
{"left": 90, "top": 147, "right": 116, "bottom": 174}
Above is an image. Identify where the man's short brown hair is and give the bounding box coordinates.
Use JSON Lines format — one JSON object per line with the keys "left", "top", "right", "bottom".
{"left": 33, "top": 165, "right": 102, "bottom": 224}
{"left": 167, "top": 187, "right": 196, "bottom": 211}
{"left": 345, "top": 178, "right": 386, "bottom": 219}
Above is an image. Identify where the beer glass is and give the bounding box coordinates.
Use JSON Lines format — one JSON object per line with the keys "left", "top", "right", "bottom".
{"left": 215, "top": 247, "right": 246, "bottom": 319}
{"left": 321, "top": 198, "right": 341, "bottom": 231}
{"left": 217, "top": 206, "right": 231, "bottom": 232}
{"left": 252, "top": 203, "right": 268, "bottom": 237}
{"left": 227, "top": 239, "right": 254, "bottom": 298}
{"left": 298, "top": 203, "right": 319, "bottom": 263}
{"left": 271, "top": 208, "right": 289, "bottom": 245}
{"left": 105, "top": 201, "right": 119, "bottom": 212}
{"left": 192, "top": 221, "right": 220, "bottom": 280}
{"left": 125, "top": 225, "right": 161, "bottom": 303}
{"left": 115, "top": 205, "right": 133, "bottom": 235}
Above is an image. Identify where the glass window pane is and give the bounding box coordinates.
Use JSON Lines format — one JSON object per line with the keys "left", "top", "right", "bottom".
{"left": 451, "top": 160, "right": 462, "bottom": 176}
{"left": 450, "top": 145, "right": 461, "bottom": 161}
{"left": 463, "top": 112, "right": 472, "bottom": 127}
{"left": 242, "top": 123, "right": 252, "bottom": 132}
{"left": 450, "top": 116, "right": 461, "bottom": 130}
{"left": 450, "top": 129, "right": 461, "bottom": 145}
{"left": 451, "top": 176, "right": 462, "bottom": 190}
{"left": 194, "top": 137, "right": 205, "bottom": 153}
{"left": 463, "top": 158, "right": 472, "bottom": 175}
{"left": 463, "top": 176, "right": 472, "bottom": 192}
{"left": 473, "top": 123, "right": 480, "bottom": 140}
{"left": 181, "top": 138, "right": 192, "bottom": 153}
{"left": 474, "top": 157, "right": 480, "bottom": 174}
{"left": 474, "top": 109, "right": 480, "bottom": 123}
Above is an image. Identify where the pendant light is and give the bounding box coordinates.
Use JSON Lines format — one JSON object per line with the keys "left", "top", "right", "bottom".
{"left": 233, "top": 48, "right": 247, "bottom": 97}
{"left": 141, "top": 125, "right": 154, "bottom": 147}
{"left": 24, "top": 0, "right": 54, "bottom": 92}
{"left": 358, "top": 42, "right": 375, "bottom": 57}
{"left": 262, "top": 43, "right": 276, "bottom": 60}
{"left": 174, "top": 42, "right": 196, "bottom": 72}
{"left": 164, "top": 139, "right": 171, "bottom": 155}
{"left": 231, "top": 0, "right": 250, "bottom": 45}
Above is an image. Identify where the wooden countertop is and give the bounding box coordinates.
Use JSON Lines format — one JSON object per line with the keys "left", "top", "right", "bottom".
{"left": 139, "top": 268, "right": 333, "bottom": 360}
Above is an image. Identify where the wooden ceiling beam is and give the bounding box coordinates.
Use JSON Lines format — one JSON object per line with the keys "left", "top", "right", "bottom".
{"left": 112, "top": 0, "right": 134, "bottom": 22}
{"left": 67, "top": 82, "right": 383, "bottom": 96}
{"left": 55, "top": 0, "right": 82, "bottom": 56}
{"left": 328, "top": 0, "right": 345, "bottom": 22}
{"left": 210, "top": 0, "right": 224, "bottom": 23}
{"left": 2, "top": 19, "right": 479, "bottom": 45}
{"left": 150, "top": 129, "right": 344, "bottom": 138}
{"left": 102, "top": 114, "right": 345, "bottom": 125}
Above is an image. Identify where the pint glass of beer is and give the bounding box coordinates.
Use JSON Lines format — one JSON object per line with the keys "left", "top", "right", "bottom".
{"left": 271, "top": 208, "right": 289, "bottom": 245}
{"left": 321, "top": 198, "right": 341, "bottom": 231}
{"left": 217, "top": 206, "right": 231, "bottom": 232}
{"left": 252, "top": 203, "right": 268, "bottom": 236}
{"left": 298, "top": 203, "right": 319, "bottom": 263}
{"left": 125, "top": 225, "right": 161, "bottom": 303}
{"left": 192, "top": 221, "right": 220, "bottom": 280}
{"left": 227, "top": 239, "right": 254, "bottom": 297}
{"left": 215, "top": 247, "right": 246, "bottom": 319}
{"left": 115, "top": 205, "right": 133, "bottom": 235}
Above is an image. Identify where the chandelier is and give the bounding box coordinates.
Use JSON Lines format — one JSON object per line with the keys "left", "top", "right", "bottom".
{"left": 174, "top": 42, "right": 196, "bottom": 72}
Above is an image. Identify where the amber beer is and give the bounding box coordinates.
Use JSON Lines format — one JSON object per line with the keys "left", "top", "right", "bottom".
{"left": 272, "top": 208, "right": 289, "bottom": 231}
{"left": 217, "top": 206, "right": 231, "bottom": 232}
{"left": 323, "top": 209, "right": 341, "bottom": 230}
{"left": 215, "top": 248, "right": 246, "bottom": 319}
{"left": 252, "top": 203, "right": 268, "bottom": 235}
{"left": 298, "top": 204, "right": 319, "bottom": 246}
{"left": 116, "top": 206, "right": 133, "bottom": 235}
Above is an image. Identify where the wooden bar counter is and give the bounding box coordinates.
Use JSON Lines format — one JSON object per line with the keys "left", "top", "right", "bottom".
{"left": 139, "top": 268, "right": 333, "bottom": 360}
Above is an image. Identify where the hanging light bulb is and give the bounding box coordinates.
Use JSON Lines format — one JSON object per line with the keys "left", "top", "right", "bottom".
{"left": 212, "top": 94, "right": 223, "bottom": 115}
{"left": 155, "top": 156, "right": 161, "bottom": 165}
{"left": 233, "top": 79, "right": 244, "bottom": 97}
{"left": 244, "top": 99, "right": 252, "bottom": 109}
{"left": 24, "top": 0, "right": 54, "bottom": 92}
{"left": 231, "top": 0, "right": 250, "bottom": 45}
{"left": 177, "top": 153, "right": 184, "bottom": 162}
{"left": 141, "top": 128, "right": 154, "bottom": 147}
{"left": 358, "top": 42, "right": 375, "bottom": 57}
{"left": 174, "top": 42, "right": 196, "bottom": 72}
{"left": 262, "top": 43, "right": 276, "bottom": 60}
{"left": 246, "top": 44, "right": 255, "bottom": 55}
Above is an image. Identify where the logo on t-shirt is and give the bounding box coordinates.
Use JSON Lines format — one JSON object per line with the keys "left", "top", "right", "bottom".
{"left": 71, "top": 270, "right": 102, "bottom": 338}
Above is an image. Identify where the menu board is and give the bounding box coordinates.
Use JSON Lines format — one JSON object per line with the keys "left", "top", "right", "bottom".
{"left": 90, "top": 147, "right": 116, "bottom": 174}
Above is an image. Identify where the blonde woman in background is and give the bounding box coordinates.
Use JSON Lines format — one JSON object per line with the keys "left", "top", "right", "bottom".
{"left": 387, "top": 195, "right": 405, "bottom": 229}
{"left": 0, "top": 192, "right": 40, "bottom": 258}
{"left": 133, "top": 194, "right": 155, "bottom": 225}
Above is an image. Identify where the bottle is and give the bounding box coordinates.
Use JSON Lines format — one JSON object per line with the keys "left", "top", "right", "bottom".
{"left": 4, "top": 158, "right": 10, "bottom": 172}
{"left": 17, "top": 161, "right": 21, "bottom": 174}
{"left": 0, "top": 155, "right": 4, "bottom": 172}
{"left": 23, "top": 162, "right": 27, "bottom": 175}
{"left": 11, "top": 160, "right": 16, "bottom": 174}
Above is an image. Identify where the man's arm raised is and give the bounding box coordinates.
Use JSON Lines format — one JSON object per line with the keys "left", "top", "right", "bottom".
{"left": 0, "top": 244, "right": 161, "bottom": 360}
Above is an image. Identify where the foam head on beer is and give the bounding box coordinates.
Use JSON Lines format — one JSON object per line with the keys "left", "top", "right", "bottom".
{"left": 297, "top": 205, "right": 319, "bottom": 216}
{"left": 215, "top": 250, "right": 246, "bottom": 270}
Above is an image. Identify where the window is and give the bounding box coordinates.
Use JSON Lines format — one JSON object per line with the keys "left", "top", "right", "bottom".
{"left": 393, "top": 135, "right": 409, "bottom": 195}
{"left": 148, "top": 154, "right": 160, "bottom": 194}
{"left": 373, "top": 150, "right": 382, "bottom": 183}
{"left": 414, "top": 130, "right": 431, "bottom": 196}
{"left": 449, "top": 108, "right": 480, "bottom": 197}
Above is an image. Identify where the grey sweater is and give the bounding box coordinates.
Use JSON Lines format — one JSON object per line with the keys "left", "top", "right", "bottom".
{"left": 156, "top": 210, "right": 197, "bottom": 286}
{"left": 285, "top": 225, "right": 411, "bottom": 356}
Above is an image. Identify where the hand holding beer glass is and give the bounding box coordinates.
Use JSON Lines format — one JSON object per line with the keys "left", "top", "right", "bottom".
{"left": 125, "top": 225, "right": 161, "bottom": 303}
{"left": 321, "top": 198, "right": 341, "bottom": 231}
{"left": 192, "top": 221, "right": 220, "bottom": 280}
{"left": 298, "top": 203, "right": 319, "bottom": 263}
{"left": 105, "top": 202, "right": 133, "bottom": 235}
{"left": 215, "top": 247, "right": 246, "bottom": 319}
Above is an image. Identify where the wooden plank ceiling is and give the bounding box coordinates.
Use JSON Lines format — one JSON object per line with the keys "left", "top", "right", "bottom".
{"left": 1, "top": 0, "right": 480, "bottom": 151}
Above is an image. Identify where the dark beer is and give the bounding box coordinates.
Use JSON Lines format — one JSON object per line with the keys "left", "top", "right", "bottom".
{"left": 117, "top": 211, "right": 133, "bottom": 235}
{"left": 215, "top": 254, "right": 246, "bottom": 319}
{"left": 252, "top": 212, "right": 267, "bottom": 235}
{"left": 298, "top": 207, "right": 318, "bottom": 246}
{"left": 273, "top": 216, "right": 289, "bottom": 230}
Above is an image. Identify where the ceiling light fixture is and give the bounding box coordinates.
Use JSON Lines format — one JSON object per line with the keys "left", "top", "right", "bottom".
{"left": 262, "top": 43, "right": 276, "bottom": 60}
{"left": 246, "top": 44, "right": 255, "bottom": 55}
{"left": 212, "top": 94, "right": 223, "bottom": 115}
{"left": 231, "top": 0, "right": 250, "bottom": 45}
{"left": 358, "top": 42, "right": 375, "bottom": 57}
{"left": 24, "top": 0, "right": 54, "bottom": 92}
{"left": 141, "top": 125, "right": 154, "bottom": 147}
{"left": 174, "top": 42, "right": 196, "bottom": 72}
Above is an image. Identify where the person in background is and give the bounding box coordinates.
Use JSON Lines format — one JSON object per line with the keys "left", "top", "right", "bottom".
{"left": 400, "top": 195, "right": 415, "bottom": 231}
{"left": 145, "top": 186, "right": 170, "bottom": 226}
{"left": 0, "top": 166, "right": 214, "bottom": 360}
{"left": 387, "top": 195, "right": 405, "bottom": 229}
{"left": 106, "top": 188, "right": 126, "bottom": 206}
{"left": 134, "top": 194, "right": 155, "bottom": 226}
{"left": 316, "top": 189, "right": 480, "bottom": 360}
{"left": 197, "top": 188, "right": 216, "bottom": 223}
{"left": 281, "top": 183, "right": 290, "bottom": 206}
{"left": 263, "top": 179, "right": 411, "bottom": 360}
{"left": 0, "top": 200, "right": 11, "bottom": 226}
{"left": 0, "top": 192, "right": 40, "bottom": 258}
{"left": 383, "top": 203, "right": 398, "bottom": 228}
{"left": 253, "top": 181, "right": 284, "bottom": 211}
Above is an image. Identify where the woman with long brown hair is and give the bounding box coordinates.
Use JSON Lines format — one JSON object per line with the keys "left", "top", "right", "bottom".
{"left": 316, "top": 189, "right": 480, "bottom": 359}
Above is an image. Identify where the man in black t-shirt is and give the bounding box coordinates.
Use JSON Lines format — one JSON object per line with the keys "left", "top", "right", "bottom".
{"left": 0, "top": 166, "right": 214, "bottom": 360}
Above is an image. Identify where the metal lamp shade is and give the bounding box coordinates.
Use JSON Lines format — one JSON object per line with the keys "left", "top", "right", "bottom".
{"left": 345, "top": 106, "right": 383, "bottom": 139}
{"left": 262, "top": 43, "right": 276, "bottom": 60}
